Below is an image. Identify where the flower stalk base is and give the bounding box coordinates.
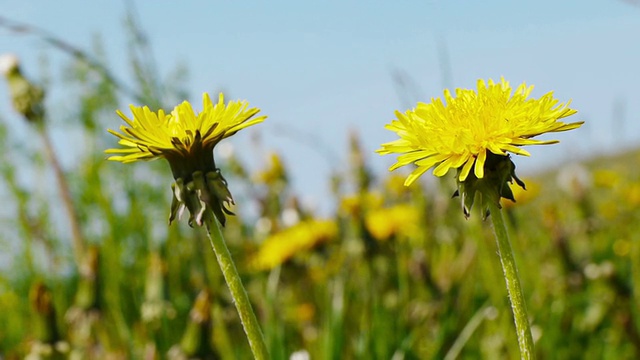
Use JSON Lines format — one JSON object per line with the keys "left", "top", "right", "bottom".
{"left": 204, "top": 211, "right": 269, "bottom": 360}
{"left": 489, "top": 201, "right": 535, "bottom": 359}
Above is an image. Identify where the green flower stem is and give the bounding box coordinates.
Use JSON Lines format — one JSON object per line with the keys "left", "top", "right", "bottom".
{"left": 204, "top": 212, "right": 269, "bottom": 360}
{"left": 488, "top": 201, "right": 535, "bottom": 359}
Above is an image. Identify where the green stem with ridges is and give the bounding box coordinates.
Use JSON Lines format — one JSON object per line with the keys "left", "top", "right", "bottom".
{"left": 204, "top": 212, "right": 269, "bottom": 360}
{"left": 488, "top": 201, "right": 535, "bottom": 359}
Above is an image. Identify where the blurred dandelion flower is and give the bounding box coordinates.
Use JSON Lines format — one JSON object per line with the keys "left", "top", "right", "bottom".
{"left": 255, "top": 152, "right": 288, "bottom": 185}
{"left": 625, "top": 182, "right": 640, "bottom": 208}
{"left": 593, "top": 169, "right": 620, "bottom": 189}
{"left": 106, "top": 93, "right": 266, "bottom": 226}
{"left": 378, "top": 78, "right": 582, "bottom": 184}
{"left": 339, "top": 192, "right": 384, "bottom": 218}
{"left": 384, "top": 173, "right": 414, "bottom": 198}
{"left": 250, "top": 219, "right": 338, "bottom": 271}
{"left": 291, "top": 303, "right": 315, "bottom": 323}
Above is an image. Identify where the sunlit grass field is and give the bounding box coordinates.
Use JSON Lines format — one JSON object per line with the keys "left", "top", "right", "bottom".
{"left": 1, "top": 19, "right": 639, "bottom": 360}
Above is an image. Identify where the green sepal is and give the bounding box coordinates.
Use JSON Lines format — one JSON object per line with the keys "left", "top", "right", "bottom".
{"left": 453, "top": 153, "right": 526, "bottom": 219}
{"left": 169, "top": 179, "right": 185, "bottom": 225}
{"left": 206, "top": 170, "right": 235, "bottom": 225}
{"left": 169, "top": 169, "right": 235, "bottom": 227}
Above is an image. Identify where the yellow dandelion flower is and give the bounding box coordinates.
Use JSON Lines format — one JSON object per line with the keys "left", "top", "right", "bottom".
{"left": 106, "top": 92, "right": 266, "bottom": 226}
{"left": 250, "top": 219, "right": 338, "bottom": 271}
{"left": 378, "top": 78, "right": 582, "bottom": 185}
{"left": 378, "top": 78, "right": 582, "bottom": 217}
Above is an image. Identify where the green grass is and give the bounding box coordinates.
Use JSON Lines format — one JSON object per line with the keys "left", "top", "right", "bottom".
{"left": 1, "top": 18, "right": 640, "bottom": 359}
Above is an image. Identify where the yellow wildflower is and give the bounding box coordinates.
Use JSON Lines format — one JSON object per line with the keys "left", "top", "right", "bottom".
{"left": 378, "top": 78, "right": 582, "bottom": 217}
{"left": 106, "top": 93, "right": 266, "bottom": 226}
{"left": 378, "top": 78, "right": 582, "bottom": 185}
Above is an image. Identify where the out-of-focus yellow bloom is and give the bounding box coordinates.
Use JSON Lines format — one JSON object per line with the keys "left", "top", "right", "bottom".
{"left": 339, "top": 192, "right": 384, "bottom": 218}
{"left": 593, "top": 169, "right": 620, "bottom": 189}
{"left": 384, "top": 173, "right": 414, "bottom": 198}
{"left": 592, "top": 169, "right": 640, "bottom": 211}
{"left": 613, "top": 239, "right": 631, "bottom": 257}
{"left": 255, "top": 152, "right": 288, "bottom": 185}
{"left": 250, "top": 219, "right": 338, "bottom": 271}
{"left": 364, "top": 204, "right": 420, "bottom": 241}
{"left": 598, "top": 199, "right": 619, "bottom": 220}
{"left": 625, "top": 182, "right": 640, "bottom": 207}
{"left": 285, "top": 303, "right": 315, "bottom": 323}
{"left": 378, "top": 78, "right": 582, "bottom": 185}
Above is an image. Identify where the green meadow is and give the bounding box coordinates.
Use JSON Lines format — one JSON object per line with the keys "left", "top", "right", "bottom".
{"left": 1, "top": 16, "right": 639, "bottom": 360}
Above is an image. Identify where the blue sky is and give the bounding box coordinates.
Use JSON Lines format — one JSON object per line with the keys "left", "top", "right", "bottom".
{"left": 1, "top": 0, "right": 639, "bottom": 213}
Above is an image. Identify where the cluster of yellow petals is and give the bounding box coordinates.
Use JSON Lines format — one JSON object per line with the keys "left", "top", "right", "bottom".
{"left": 106, "top": 93, "right": 266, "bottom": 163}
{"left": 378, "top": 78, "right": 583, "bottom": 186}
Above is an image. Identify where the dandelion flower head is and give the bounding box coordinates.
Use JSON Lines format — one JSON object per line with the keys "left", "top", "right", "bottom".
{"left": 378, "top": 78, "right": 583, "bottom": 186}
{"left": 106, "top": 92, "right": 266, "bottom": 226}
{"left": 106, "top": 92, "right": 266, "bottom": 179}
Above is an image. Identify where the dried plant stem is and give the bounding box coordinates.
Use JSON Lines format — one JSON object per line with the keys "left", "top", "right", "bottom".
{"left": 488, "top": 201, "right": 535, "bottom": 360}
{"left": 204, "top": 212, "right": 268, "bottom": 360}
{"left": 39, "top": 127, "right": 86, "bottom": 268}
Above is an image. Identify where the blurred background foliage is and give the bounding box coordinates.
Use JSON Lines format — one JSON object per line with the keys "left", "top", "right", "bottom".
{"left": 1, "top": 9, "right": 640, "bottom": 360}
